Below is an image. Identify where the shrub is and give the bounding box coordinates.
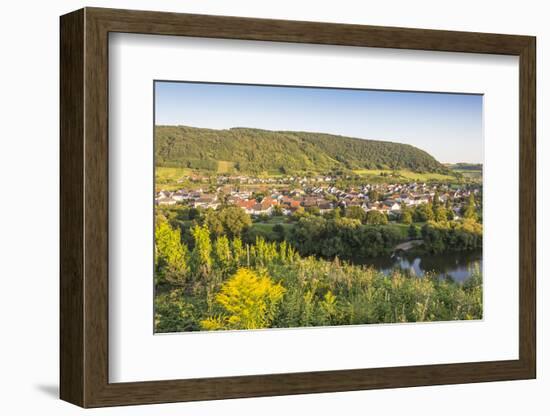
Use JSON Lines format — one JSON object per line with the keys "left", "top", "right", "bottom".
{"left": 201, "top": 268, "right": 286, "bottom": 330}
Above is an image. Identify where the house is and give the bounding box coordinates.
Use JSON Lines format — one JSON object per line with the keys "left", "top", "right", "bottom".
{"left": 156, "top": 196, "right": 176, "bottom": 206}
{"left": 250, "top": 201, "right": 274, "bottom": 216}
{"left": 318, "top": 201, "right": 334, "bottom": 213}
{"left": 157, "top": 190, "right": 172, "bottom": 199}
{"left": 261, "top": 197, "right": 278, "bottom": 208}
{"left": 172, "top": 190, "right": 190, "bottom": 202}
{"left": 383, "top": 200, "right": 401, "bottom": 212}
{"left": 193, "top": 194, "right": 219, "bottom": 209}
{"left": 302, "top": 197, "right": 318, "bottom": 208}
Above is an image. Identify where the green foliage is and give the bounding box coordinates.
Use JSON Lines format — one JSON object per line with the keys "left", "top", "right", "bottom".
{"left": 154, "top": 233, "right": 483, "bottom": 332}
{"left": 408, "top": 224, "right": 419, "bottom": 239}
{"left": 305, "top": 206, "right": 321, "bottom": 216}
{"left": 200, "top": 268, "right": 286, "bottom": 330}
{"left": 155, "top": 125, "right": 448, "bottom": 175}
{"left": 155, "top": 219, "right": 189, "bottom": 283}
{"left": 323, "top": 206, "right": 341, "bottom": 220}
{"left": 154, "top": 205, "right": 483, "bottom": 333}
{"left": 413, "top": 203, "right": 434, "bottom": 222}
{"left": 191, "top": 223, "right": 212, "bottom": 273}
{"left": 272, "top": 205, "right": 284, "bottom": 216}
{"left": 231, "top": 237, "right": 246, "bottom": 267}
{"left": 155, "top": 289, "right": 199, "bottom": 332}
{"left": 218, "top": 206, "right": 252, "bottom": 237}
{"left": 422, "top": 219, "right": 482, "bottom": 253}
{"left": 400, "top": 205, "right": 413, "bottom": 224}
{"left": 432, "top": 190, "right": 441, "bottom": 210}
{"left": 434, "top": 206, "right": 449, "bottom": 222}
{"left": 203, "top": 209, "right": 224, "bottom": 236}
{"left": 366, "top": 210, "right": 388, "bottom": 225}
{"left": 290, "top": 215, "right": 399, "bottom": 259}
{"left": 368, "top": 189, "right": 380, "bottom": 202}
{"left": 214, "top": 235, "right": 232, "bottom": 270}
{"left": 463, "top": 193, "right": 478, "bottom": 220}
{"left": 345, "top": 206, "right": 367, "bottom": 223}
{"left": 272, "top": 223, "right": 286, "bottom": 240}
{"left": 202, "top": 206, "right": 252, "bottom": 238}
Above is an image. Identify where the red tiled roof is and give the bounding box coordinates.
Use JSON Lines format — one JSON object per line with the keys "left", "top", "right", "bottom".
{"left": 236, "top": 199, "right": 257, "bottom": 209}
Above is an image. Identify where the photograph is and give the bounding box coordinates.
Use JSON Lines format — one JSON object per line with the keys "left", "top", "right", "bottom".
{"left": 153, "top": 81, "right": 484, "bottom": 333}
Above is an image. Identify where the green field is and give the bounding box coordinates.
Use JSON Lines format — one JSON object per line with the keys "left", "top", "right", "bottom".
{"left": 155, "top": 167, "right": 191, "bottom": 191}
{"left": 217, "top": 160, "right": 235, "bottom": 173}
{"left": 452, "top": 169, "right": 482, "bottom": 181}
{"left": 352, "top": 169, "right": 457, "bottom": 182}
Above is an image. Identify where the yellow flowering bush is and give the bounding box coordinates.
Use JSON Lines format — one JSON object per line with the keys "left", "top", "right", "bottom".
{"left": 201, "top": 268, "right": 285, "bottom": 330}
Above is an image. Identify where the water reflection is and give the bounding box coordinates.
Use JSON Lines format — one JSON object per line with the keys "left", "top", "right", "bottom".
{"left": 355, "top": 250, "right": 482, "bottom": 283}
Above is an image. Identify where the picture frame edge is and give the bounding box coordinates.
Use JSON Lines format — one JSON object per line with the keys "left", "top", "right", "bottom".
{"left": 60, "top": 7, "right": 537, "bottom": 408}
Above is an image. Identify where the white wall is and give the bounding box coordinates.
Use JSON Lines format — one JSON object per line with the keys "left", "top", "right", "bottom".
{"left": 0, "top": 0, "right": 545, "bottom": 414}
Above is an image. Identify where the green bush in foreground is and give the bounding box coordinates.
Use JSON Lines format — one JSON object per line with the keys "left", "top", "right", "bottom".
{"left": 200, "top": 268, "right": 285, "bottom": 330}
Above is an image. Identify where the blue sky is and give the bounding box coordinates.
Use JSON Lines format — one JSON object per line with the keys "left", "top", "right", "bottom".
{"left": 155, "top": 81, "right": 483, "bottom": 164}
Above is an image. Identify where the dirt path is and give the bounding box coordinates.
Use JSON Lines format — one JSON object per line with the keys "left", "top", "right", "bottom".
{"left": 394, "top": 239, "right": 423, "bottom": 251}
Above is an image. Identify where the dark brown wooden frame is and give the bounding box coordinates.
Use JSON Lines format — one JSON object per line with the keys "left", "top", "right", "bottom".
{"left": 60, "top": 7, "right": 536, "bottom": 408}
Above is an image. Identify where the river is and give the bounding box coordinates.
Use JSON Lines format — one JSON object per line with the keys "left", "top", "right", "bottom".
{"left": 355, "top": 250, "right": 482, "bottom": 283}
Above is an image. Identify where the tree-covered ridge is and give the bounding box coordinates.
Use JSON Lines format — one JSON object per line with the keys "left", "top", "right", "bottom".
{"left": 155, "top": 125, "right": 448, "bottom": 174}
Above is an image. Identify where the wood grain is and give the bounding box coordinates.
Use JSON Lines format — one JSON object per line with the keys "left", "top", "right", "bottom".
{"left": 59, "top": 8, "right": 84, "bottom": 407}
{"left": 60, "top": 7, "right": 537, "bottom": 408}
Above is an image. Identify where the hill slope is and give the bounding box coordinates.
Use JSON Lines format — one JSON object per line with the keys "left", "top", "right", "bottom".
{"left": 155, "top": 125, "right": 447, "bottom": 174}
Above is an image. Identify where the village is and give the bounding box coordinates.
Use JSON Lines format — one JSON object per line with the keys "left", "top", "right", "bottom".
{"left": 155, "top": 174, "right": 481, "bottom": 220}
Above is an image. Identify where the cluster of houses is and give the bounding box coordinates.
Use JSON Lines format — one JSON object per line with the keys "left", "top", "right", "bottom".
{"left": 156, "top": 179, "right": 480, "bottom": 219}
{"left": 186, "top": 174, "right": 337, "bottom": 186}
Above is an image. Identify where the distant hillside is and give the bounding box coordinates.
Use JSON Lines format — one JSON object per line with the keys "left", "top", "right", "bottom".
{"left": 446, "top": 163, "right": 483, "bottom": 171}
{"left": 155, "top": 125, "right": 448, "bottom": 175}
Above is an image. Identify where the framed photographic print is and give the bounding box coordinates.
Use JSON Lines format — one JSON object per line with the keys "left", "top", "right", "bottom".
{"left": 60, "top": 7, "right": 536, "bottom": 408}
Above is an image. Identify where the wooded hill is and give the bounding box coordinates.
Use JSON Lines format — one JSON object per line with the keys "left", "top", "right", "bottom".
{"left": 155, "top": 125, "right": 448, "bottom": 175}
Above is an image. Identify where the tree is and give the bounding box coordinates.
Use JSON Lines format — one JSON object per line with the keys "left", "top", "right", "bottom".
{"left": 414, "top": 203, "right": 434, "bottom": 222}
{"left": 345, "top": 205, "right": 367, "bottom": 223}
{"left": 203, "top": 208, "right": 224, "bottom": 237}
{"left": 155, "top": 289, "right": 197, "bottom": 332}
{"left": 446, "top": 209, "right": 455, "bottom": 221}
{"left": 445, "top": 199, "right": 455, "bottom": 220}
{"left": 463, "top": 193, "right": 478, "bottom": 221}
{"left": 408, "top": 224, "right": 418, "bottom": 239}
{"left": 253, "top": 192, "right": 266, "bottom": 203}
{"left": 290, "top": 206, "right": 305, "bottom": 221}
{"left": 291, "top": 216, "right": 328, "bottom": 255}
{"left": 217, "top": 192, "right": 231, "bottom": 207}
{"left": 191, "top": 223, "right": 212, "bottom": 273}
{"left": 305, "top": 206, "right": 321, "bottom": 216}
{"left": 231, "top": 237, "right": 246, "bottom": 267}
{"left": 272, "top": 205, "right": 284, "bottom": 216}
{"left": 421, "top": 223, "right": 445, "bottom": 253}
{"left": 400, "top": 203, "right": 413, "bottom": 224}
{"left": 155, "top": 219, "right": 189, "bottom": 282}
{"left": 200, "top": 268, "right": 285, "bottom": 330}
{"left": 368, "top": 189, "right": 380, "bottom": 202}
{"left": 273, "top": 223, "right": 286, "bottom": 241}
{"left": 432, "top": 190, "right": 440, "bottom": 213}
{"left": 214, "top": 235, "right": 232, "bottom": 270}
{"left": 323, "top": 206, "right": 341, "bottom": 220}
{"left": 188, "top": 207, "right": 201, "bottom": 220}
{"left": 218, "top": 206, "right": 252, "bottom": 237}
{"left": 434, "top": 206, "right": 448, "bottom": 222}
{"left": 366, "top": 210, "right": 388, "bottom": 225}
{"left": 400, "top": 210, "right": 413, "bottom": 224}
